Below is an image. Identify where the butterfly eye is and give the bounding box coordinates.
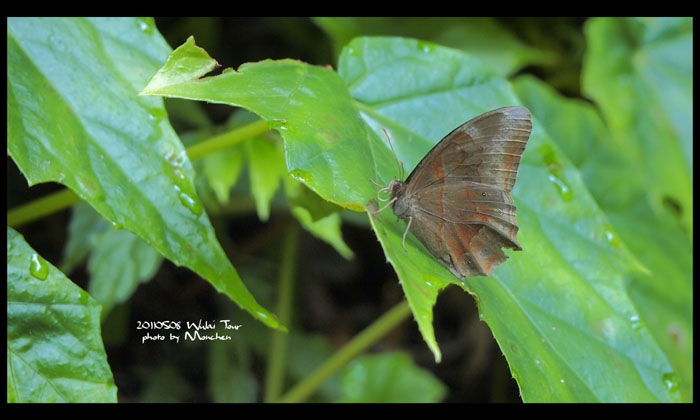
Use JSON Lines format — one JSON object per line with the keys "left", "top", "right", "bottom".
{"left": 481, "top": 192, "right": 487, "bottom": 197}
{"left": 497, "top": 209, "right": 503, "bottom": 214}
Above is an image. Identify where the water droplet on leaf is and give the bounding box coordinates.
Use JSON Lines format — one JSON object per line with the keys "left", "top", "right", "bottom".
{"left": 29, "top": 253, "right": 49, "bottom": 280}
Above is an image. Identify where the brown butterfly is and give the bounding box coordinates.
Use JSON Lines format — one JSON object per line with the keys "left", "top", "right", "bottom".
{"left": 374, "top": 106, "right": 532, "bottom": 278}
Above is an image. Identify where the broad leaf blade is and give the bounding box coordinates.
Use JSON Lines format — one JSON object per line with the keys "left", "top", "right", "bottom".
{"left": 582, "top": 17, "right": 693, "bottom": 235}
{"left": 514, "top": 18, "right": 692, "bottom": 402}
{"left": 7, "top": 17, "right": 283, "bottom": 331}
{"left": 314, "top": 17, "right": 553, "bottom": 77}
{"left": 7, "top": 227, "right": 118, "bottom": 403}
{"left": 337, "top": 352, "right": 447, "bottom": 403}
{"left": 140, "top": 36, "right": 394, "bottom": 211}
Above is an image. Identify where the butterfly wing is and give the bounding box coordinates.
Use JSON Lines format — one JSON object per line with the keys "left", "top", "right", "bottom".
{"left": 410, "top": 181, "right": 520, "bottom": 276}
{"left": 404, "top": 106, "right": 531, "bottom": 194}
{"left": 401, "top": 106, "right": 531, "bottom": 277}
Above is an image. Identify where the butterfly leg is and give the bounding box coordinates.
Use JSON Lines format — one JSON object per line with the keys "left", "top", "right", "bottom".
{"left": 373, "top": 196, "right": 397, "bottom": 215}
{"left": 401, "top": 216, "right": 412, "bottom": 253}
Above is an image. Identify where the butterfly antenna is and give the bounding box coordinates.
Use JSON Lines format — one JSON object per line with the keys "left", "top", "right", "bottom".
{"left": 382, "top": 128, "right": 404, "bottom": 180}
{"left": 369, "top": 178, "right": 392, "bottom": 202}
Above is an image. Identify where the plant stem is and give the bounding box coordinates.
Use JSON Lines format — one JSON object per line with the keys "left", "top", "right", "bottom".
{"left": 6, "top": 188, "right": 79, "bottom": 228}
{"left": 264, "top": 220, "right": 299, "bottom": 402}
{"left": 275, "top": 300, "right": 412, "bottom": 403}
{"left": 186, "top": 118, "right": 269, "bottom": 161}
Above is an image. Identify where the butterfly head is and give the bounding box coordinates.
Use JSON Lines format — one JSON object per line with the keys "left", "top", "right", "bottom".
{"left": 387, "top": 179, "right": 406, "bottom": 200}
{"left": 370, "top": 177, "right": 407, "bottom": 216}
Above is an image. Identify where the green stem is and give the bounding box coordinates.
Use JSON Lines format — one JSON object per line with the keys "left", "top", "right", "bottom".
{"left": 264, "top": 221, "right": 299, "bottom": 402}
{"left": 6, "top": 188, "right": 79, "bottom": 228}
{"left": 275, "top": 300, "right": 412, "bottom": 403}
{"left": 186, "top": 118, "right": 269, "bottom": 161}
{"left": 6, "top": 119, "right": 271, "bottom": 228}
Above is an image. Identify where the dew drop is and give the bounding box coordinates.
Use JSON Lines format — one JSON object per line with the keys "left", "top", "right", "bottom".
{"left": 289, "top": 169, "right": 313, "bottom": 184}
{"left": 136, "top": 17, "right": 153, "bottom": 34}
{"left": 78, "top": 291, "right": 90, "bottom": 305}
{"left": 172, "top": 168, "right": 187, "bottom": 181}
{"left": 29, "top": 253, "right": 49, "bottom": 281}
{"left": 417, "top": 41, "right": 434, "bottom": 53}
{"left": 662, "top": 373, "right": 680, "bottom": 399}
{"left": 179, "top": 192, "right": 202, "bottom": 215}
{"left": 630, "top": 314, "right": 643, "bottom": 331}
{"left": 602, "top": 224, "right": 620, "bottom": 246}
{"left": 547, "top": 173, "right": 573, "bottom": 201}
{"left": 147, "top": 108, "right": 167, "bottom": 122}
{"left": 171, "top": 151, "right": 187, "bottom": 167}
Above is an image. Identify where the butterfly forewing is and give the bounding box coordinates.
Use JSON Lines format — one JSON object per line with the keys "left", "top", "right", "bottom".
{"left": 405, "top": 106, "right": 531, "bottom": 194}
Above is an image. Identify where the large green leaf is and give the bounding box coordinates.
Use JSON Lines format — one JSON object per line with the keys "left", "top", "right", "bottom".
{"left": 337, "top": 352, "right": 447, "bottom": 403}
{"left": 140, "top": 35, "right": 678, "bottom": 401}
{"left": 7, "top": 227, "right": 118, "bottom": 403}
{"left": 582, "top": 17, "right": 693, "bottom": 235}
{"left": 514, "top": 18, "right": 692, "bottom": 402}
{"left": 140, "top": 36, "right": 389, "bottom": 211}
{"left": 314, "top": 17, "right": 553, "bottom": 77}
{"left": 7, "top": 17, "right": 283, "bottom": 330}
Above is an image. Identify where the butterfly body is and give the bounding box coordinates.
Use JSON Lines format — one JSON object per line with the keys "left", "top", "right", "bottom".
{"left": 386, "top": 106, "right": 532, "bottom": 278}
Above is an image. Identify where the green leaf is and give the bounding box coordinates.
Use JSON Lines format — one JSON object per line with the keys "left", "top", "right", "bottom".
{"left": 314, "top": 17, "right": 553, "bottom": 76}
{"left": 7, "top": 227, "right": 118, "bottom": 403}
{"left": 582, "top": 17, "right": 693, "bottom": 235}
{"left": 7, "top": 18, "right": 283, "bottom": 331}
{"left": 245, "top": 136, "right": 286, "bottom": 221}
{"left": 140, "top": 35, "right": 679, "bottom": 401}
{"left": 515, "top": 22, "right": 692, "bottom": 401}
{"left": 512, "top": 75, "right": 609, "bottom": 169}
{"left": 87, "top": 226, "right": 162, "bottom": 316}
{"left": 284, "top": 176, "right": 354, "bottom": 260}
{"left": 201, "top": 145, "right": 244, "bottom": 205}
{"left": 62, "top": 202, "right": 162, "bottom": 317}
{"left": 291, "top": 207, "right": 354, "bottom": 260}
{"left": 337, "top": 352, "right": 447, "bottom": 403}
{"left": 140, "top": 36, "right": 391, "bottom": 212}
{"left": 61, "top": 202, "right": 110, "bottom": 274}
